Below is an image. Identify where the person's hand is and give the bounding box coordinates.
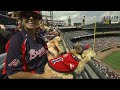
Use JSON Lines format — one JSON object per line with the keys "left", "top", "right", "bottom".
{"left": 0, "top": 25, "right": 6, "bottom": 30}
{"left": 50, "top": 74, "right": 62, "bottom": 79}
{"left": 51, "top": 73, "right": 73, "bottom": 79}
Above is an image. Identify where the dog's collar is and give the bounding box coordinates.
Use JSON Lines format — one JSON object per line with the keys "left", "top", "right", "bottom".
{"left": 72, "top": 54, "right": 81, "bottom": 62}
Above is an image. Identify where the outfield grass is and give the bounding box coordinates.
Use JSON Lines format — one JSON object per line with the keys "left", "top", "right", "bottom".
{"left": 103, "top": 50, "right": 120, "bottom": 70}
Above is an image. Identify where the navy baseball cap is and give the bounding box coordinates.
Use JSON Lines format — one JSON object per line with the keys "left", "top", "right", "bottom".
{"left": 19, "top": 11, "right": 42, "bottom": 20}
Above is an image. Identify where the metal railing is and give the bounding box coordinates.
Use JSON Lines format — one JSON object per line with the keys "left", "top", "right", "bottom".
{"left": 61, "top": 31, "right": 107, "bottom": 79}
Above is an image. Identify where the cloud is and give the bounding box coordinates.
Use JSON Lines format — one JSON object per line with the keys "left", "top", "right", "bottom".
{"left": 59, "top": 16, "right": 68, "bottom": 20}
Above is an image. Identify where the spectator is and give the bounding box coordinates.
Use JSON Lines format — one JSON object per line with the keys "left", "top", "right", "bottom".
{"left": 0, "top": 24, "right": 12, "bottom": 53}
{"left": 9, "top": 11, "right": 22, "bottom": 34}
{"left": 9, "top": 11, "right": 21, "bottom": 20}
{"left": 3, "top": 11, "right": 52, "bottom": 79}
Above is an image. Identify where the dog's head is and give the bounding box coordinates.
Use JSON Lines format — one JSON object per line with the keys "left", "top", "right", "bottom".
{"left": 74, "top": 43, "right": 83, "bottom": 54}
{"left": 82, "top": 48, "right": 96, "bottom": 59}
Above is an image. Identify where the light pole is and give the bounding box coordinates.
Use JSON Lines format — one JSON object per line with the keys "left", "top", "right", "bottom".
{"left": 93, "top": 16, "right": 96, "bottom": 51}
{"left": 50, "top": 11, "right": 53, "bottom": 28}
{"left": 83, "top": 15, "right": 86, "bottom": 26}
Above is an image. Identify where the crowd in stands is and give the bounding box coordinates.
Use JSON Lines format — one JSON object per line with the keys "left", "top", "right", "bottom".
{"left": 64, "top": 30, "right": 120, "bottom": 53}
{"left": 96, "top": 31, "right": 120, "bottom": 34}
{"left": 65, "top": 30, "right": 120, "bottom": 40}
{"left": 66, "top": 31, "right": 91, "bottom": 39}
{"left": 79, "top": 36, "right": 120, "bottom": 52}
{"left": 93, "top": 60, "right": 120, "bottom": 79}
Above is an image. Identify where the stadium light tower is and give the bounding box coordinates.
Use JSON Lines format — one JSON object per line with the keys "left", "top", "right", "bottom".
{"left": 83, "top": 15, "right": 85, "bottom": 26}
{"left": 42, "top": 11, "right": 53, "bottom": 28}
{"left": 93, "top": 16, "right": 96, "bottom": 51}
{"left": 50, "top": 11, "right": 53, "bottom": 28}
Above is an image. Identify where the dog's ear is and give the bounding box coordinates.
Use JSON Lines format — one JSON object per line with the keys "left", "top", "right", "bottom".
{"left": 91, "top": 49, "right": 96, "bottom": 58}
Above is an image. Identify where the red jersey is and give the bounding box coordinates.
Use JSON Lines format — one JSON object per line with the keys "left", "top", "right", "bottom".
{"left": 48, "top": 53, "right": 80, "bottom": 73}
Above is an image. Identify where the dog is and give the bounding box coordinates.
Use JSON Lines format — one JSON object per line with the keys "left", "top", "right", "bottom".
{"left": 43, "top": 47, "right": 96, "bottom": 79}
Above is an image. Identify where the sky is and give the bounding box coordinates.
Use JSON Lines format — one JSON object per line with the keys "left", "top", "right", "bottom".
{"left": 42, "top": 11, "right": 120, "bottom": 25}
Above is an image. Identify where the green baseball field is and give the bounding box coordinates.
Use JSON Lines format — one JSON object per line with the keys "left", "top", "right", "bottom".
{"left": 103, "top": 50, "right": 120, "bottom": 70}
